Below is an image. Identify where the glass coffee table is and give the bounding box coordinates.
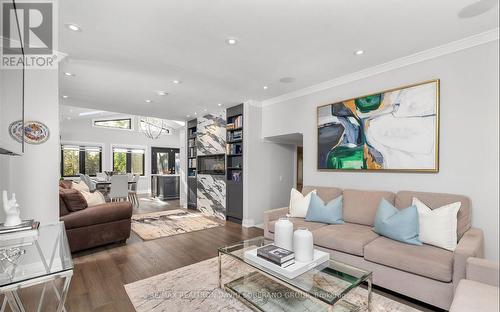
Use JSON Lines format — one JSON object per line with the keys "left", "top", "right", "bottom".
{"left": 218, "top": 237, "right": 372, "bottom": 312}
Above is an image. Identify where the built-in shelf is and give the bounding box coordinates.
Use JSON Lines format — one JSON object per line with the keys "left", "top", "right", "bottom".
{"left": 226, "top": 104, "right": 244, "bottom": 224}
{"left": 187, "top": 118, "right": 198, "bottom": 209}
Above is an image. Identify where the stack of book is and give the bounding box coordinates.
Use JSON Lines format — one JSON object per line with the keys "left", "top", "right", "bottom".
{"left": 0, "top": 220, "right": 39, "bottom": 235}
{"left": 257, "top": 244, "right": 295, "bottom": 268}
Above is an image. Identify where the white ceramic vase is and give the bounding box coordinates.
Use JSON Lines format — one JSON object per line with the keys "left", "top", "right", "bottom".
{"left": 293, "top": 227, "right": 314, "bottom": 262}
{"left": 274, "top": 217, "right": 293, "bottom": 251}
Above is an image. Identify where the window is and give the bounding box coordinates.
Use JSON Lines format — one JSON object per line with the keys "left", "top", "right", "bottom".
{"left": 93, "top": 118, "right": 132, "bottom": 130}
{"left": 112, "top": 147, "right": 145, "bottom": 175}
{"left": 61, "top": 145, "right": 102, "bottom": 177}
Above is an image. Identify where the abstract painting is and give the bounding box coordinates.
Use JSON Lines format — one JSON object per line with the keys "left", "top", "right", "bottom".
{"left": 317, "top": 80, "right": 439, "bottom": 172}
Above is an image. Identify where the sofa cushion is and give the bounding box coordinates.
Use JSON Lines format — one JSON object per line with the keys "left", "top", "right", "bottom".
{"left": 343, "top": 189, "right": 395, "bottom": 226}
{"left": 268, "top": 217, "right": 327, "bottom": 233}
{"left": 59, "top": 187, "right": 71, "bottom": 216}
{"left": 364, "top": 237, "right": 454, "bottom": 282}
{"left": 289, "top": 188, "right": 315, "bottom": 218}
{"left": 61, "top": 202, "right": 133, "bottom": 229}
{"left": 312, "top": 223, "right": 379, "bottom": 256}
{"left": 59, "top": 188, "right": 88, "bottom": 212}
{"left": 450, "top": 280, "right": 499, "bottom": 312}
{"left": 302, "top": 186, "right": 343, "bottom": 203}
{"left": 59, "top": 180, "right": 72, "bottom": 189}
{"left": 305, "top": 194, "right": 344, "bottom": 224}
{"left": 373, "top": 199, "right": 421, "bottom": 245}
{"left": 396, "top": 191, "right": 471, "bottom": 240}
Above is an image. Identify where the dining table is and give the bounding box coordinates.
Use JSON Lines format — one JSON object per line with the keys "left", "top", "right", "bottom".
{"left": 90, "top": 178, "right": 137, "bottom": 202}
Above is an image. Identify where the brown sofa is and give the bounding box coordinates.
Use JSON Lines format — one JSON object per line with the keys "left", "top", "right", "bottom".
{"left": 263, "top": 186, "right": 484, "bottom": 310}
{"left": 59, "top": 183, "right": 133, "bottom": 252}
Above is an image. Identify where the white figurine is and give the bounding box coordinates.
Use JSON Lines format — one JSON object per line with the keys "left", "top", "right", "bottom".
{"left": 3, "top": 190, "right": 22, "bottom": 227}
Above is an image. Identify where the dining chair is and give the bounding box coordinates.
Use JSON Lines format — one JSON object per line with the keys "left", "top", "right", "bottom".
{"left": 96, "top": 172, "right": 107, "bottom": 181}
{"left": 128, "top": 174, "right": 141, "bottom": 207}
{"left": 79, "top": 174, "right": 96, "bottom": 192}
{"left": 109, "top": 175, "right": 129, "bottom": 202}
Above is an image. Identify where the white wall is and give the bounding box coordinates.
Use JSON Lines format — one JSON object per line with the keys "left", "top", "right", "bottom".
{"left": 261, "top": 41, "right": 499, "bottom": 260}
{"left": 243, "top": 101, "right": 296, "bottom": 227}
{"left": 0, "top": 69, "right": 60, "bottom": 225}
{"left": 60, "top": 117, "right": 181, "bottom": 193}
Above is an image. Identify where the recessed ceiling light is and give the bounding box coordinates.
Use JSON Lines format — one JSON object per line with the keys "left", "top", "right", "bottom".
{"left": 459, "top": 0, "right": 498, "bottom": 18}
{"left": 157, "top": 90, "right": 168, "bottom": 96}
{"left": 194, "top": 112, "right": 198, "bottom": 115}
{"left": 225, "top": 38, "right": 238, "bottom": 45}
{"left": 186, "top": 115, "right": 191, "bottom": 118}
{"left": 172, "top": 80, "right": 181, "bottom": 84}
{"left": 64, "top": 72, "right": 75, "bottom": 77}
{"left": 65, "top": 23, "right": 82, "bottom": 32}
{"left": 263, "top": 86, "right": 269, "bottom": 90}
{"left": 204, "top": 108, "right": 208, "bottom": 112}
{"left": 145, "top": 99, "right": 152, "bottom": 103}
{"left": 217, "top": 103, "right": 222, "bottom": 107}
{"left": 354, "top": 50, "right": 365, "bottom": 55}
{"left": 62, "top": 95, "right": 68, "bottom": 99}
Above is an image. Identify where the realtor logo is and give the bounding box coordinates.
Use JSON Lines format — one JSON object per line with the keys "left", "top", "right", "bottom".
{"left": 2, "top": 2, "right": 53, "bottom": 54}
{"left": 1, "top": 1, "right": 57, "bottom": 69}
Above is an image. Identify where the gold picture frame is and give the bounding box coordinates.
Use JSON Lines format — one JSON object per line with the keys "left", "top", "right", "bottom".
{"left": 316, "top": 79, "right": 440, "bottom": 173}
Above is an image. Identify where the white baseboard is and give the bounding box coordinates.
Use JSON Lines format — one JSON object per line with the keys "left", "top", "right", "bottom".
{"left": 242, "top": 219, "right": 264, "bottom": 229}
{"left": 242, "top": 219, "right": 255, "bottom": 228}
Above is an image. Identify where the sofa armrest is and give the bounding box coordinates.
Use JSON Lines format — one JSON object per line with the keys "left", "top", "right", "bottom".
{"left": 263, "top": 207, "right": 289, "bottom": 238}
{"left": 466, "top": 257, "right": 499, "bottom": 287}
{"left": 453, "top": 228, "right": 484, "bottom": 287}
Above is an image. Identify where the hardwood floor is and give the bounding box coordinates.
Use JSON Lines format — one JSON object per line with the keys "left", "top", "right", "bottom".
{"left": 6, "top": 198, "right": 440, "bottom": 312}
{"left": 64, "top": 200, "right": 263, "bottom": 311}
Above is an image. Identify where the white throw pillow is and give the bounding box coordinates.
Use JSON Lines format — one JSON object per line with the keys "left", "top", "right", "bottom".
{"left": 289, "top": 188, "right": 316, "bottom": 218}
{"left": 413, "top": 197, "right": 461, "bottom": 251}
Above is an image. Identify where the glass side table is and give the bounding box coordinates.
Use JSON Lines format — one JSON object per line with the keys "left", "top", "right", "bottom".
{"left": 0, "top": 222, "right": 73, "bottom": 312}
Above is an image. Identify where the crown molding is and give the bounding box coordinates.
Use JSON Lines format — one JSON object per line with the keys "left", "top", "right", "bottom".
{"left": 261, "top": 28, "right": 499, "bottom": 107}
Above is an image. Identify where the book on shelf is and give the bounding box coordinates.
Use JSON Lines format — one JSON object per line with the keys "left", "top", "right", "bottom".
{"left": 257, "top": 244, "right": 294, "bottom": 266}
{"left": 226, "top": 143, "right": 243, "bottom": 155}
{"left": 188, "top": 158, "right": 197, "bottom": 168}
{"left": 233, "top": 115, "right": 243, "bottom": 128}
{"left": 0, "top": 220, "right": 40, "bottom": 234}
{"left": 228, "top": 129, "right": 242, "bottom": 141}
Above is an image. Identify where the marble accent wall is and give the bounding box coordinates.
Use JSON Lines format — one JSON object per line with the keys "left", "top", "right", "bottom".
{"left": 197, "top": 174, "right": 226, "bottom": 220}
{"left": 197, "top": 112, "right": 226, "bottom": 155}
{"left": 196, "top": 111, "right": 227, "bottom": 220}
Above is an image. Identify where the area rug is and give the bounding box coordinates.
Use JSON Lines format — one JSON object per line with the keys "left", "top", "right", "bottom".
{"left": 131, "top": 209, "right": 222, "bottom": 240}
{"left": 125, "top": 257, "right": 423, "bottom": 312}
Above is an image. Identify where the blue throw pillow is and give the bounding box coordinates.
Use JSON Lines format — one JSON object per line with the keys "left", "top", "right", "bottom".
{"left": 305, "top": 193, "right": 344, "bottom": 224}
{"left": 373, "top": 199, "right": 422, "bottom": 245}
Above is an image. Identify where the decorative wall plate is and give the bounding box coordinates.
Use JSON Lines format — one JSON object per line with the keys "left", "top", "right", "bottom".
{"left": 8, "top": 120, "right": 23, "bottom": 143}
{"left": 8, "top": 120, "right": 50, "bottom": 144}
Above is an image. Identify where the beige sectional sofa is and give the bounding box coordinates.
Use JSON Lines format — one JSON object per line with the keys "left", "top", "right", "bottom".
{"left": 450, "top": 257, "right": 499, "bottom": 312}
{"left": 263, "top": 186, "right": 484, "bottom": 310}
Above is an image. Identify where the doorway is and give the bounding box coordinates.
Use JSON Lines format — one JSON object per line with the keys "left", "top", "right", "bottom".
{"left": 151, "top": 147, "right": 180, "bottom": 174}
{"left": 296, "top": 146, "right": 303, "bottom": 192}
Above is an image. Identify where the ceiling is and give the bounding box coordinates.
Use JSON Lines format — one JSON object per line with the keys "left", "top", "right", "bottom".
{"left": 59, "top": 105, "right": 185, "bottom": 129}
{"left": 59, "top": 0, "right": 499, "bottom": 121}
